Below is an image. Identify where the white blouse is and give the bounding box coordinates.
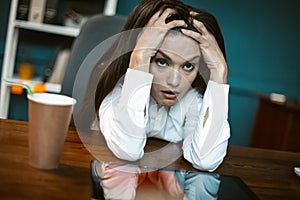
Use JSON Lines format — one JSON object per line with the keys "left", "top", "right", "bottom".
{"left": 99, "top": 68, "right": 230, "bottom": 171}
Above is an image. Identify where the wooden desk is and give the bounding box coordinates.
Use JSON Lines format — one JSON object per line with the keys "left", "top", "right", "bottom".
{"left": 0, "top": 119, "right": 299, "bottom": 200}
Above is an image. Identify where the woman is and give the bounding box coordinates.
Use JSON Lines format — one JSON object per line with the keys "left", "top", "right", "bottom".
{"left": 94, "top": 0, "right": 230, "bottom": 172}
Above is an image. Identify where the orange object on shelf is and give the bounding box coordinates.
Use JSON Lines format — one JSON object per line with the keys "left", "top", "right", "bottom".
{"left": 18, "top": 63, "right": 34, "bottom": 80}
{"left": 10, "top": 85, "right": 24, "bottom": 95}
{"left": 31, "top": 84, "right": 46, "bottom": 93}
{"left": 10, "top": 83, "right": 46, "bottom": 95}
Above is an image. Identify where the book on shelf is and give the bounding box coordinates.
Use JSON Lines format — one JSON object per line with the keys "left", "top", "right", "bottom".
{"left": 47, "top": 48, "right": 70, "bottom": 85}
{"left": 20, "top": 0, "right": 59, "bottom": 24}
{"left": 19, "top": 0, "right": 105, "bottom": 25}
{"left": 44, "top": 0, "right": 59, "bottom": 24}
{"left": 28, "top": 0, "right": 47, "bottom": 23}
{"left": 17, "top": 0, "right": 29, "bottom": 20}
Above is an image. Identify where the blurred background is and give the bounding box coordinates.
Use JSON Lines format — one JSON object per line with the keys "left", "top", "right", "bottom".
{"left": 0, "top": 0, "right": 299, "bottom": 147}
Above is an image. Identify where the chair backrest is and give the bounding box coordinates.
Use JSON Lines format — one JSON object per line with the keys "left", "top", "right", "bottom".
{"left": 61, "top": 15, "right": 127, "bottom": 98}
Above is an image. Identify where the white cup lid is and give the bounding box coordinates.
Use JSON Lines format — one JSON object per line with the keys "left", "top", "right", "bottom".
{"left": 27, "top": 93, "right": 76, "bottom": 106}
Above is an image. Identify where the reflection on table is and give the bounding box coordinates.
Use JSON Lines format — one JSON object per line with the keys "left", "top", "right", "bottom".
{"left": 90, "top": 160, "right": 221, "bottom": 200}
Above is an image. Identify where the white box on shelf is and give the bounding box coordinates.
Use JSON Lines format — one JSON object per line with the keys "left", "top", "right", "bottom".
{"left": 28, "top": 0, "right": 47, "bottom": 23}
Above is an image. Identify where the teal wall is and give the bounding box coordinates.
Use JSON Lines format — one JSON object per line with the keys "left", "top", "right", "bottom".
{"left": 116, "top": 0, "right": 300, "bottom": 146}
{"left": 1, "top": 0, "right": 300, "bottom": 146}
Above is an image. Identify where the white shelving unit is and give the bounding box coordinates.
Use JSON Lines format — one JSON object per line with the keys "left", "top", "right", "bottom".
{"left": 14, "top": 20, "right": 80, "bottom": 37}
{"left": 0, "top": 0, "right": 118, "bottom": 118}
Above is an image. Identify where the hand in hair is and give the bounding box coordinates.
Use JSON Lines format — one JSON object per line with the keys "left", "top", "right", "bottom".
{"left": 129, "top": 8, "right": 187, "bottom": 72}
{"left": 181, "top": 11, "right": 228, "bottom": 84}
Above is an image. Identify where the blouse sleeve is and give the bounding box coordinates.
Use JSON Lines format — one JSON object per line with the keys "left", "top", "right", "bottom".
{"left": 99, "top": 68, "right": 153, "bottom": 161}
{"left": 182, "top": 81, "right": 230, "bottom": 172}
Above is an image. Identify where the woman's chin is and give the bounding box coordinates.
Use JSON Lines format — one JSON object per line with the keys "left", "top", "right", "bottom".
{"left": 158, "top": 99, "right": 177, "bottom": 107}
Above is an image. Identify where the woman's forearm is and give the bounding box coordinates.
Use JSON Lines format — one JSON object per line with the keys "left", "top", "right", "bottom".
{"left": 183, "top": 81, "right": 230, "bottom": 171}
{"left": 99, "top": 69, "right": 153, "bottom": 161}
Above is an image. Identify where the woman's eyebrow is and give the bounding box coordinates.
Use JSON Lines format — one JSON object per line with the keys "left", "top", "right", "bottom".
{"left": 187, "top": 55, "right": 201, "bottom": 62}
{"left": 157, "top": 50, "right": 200, "bottom": 62}
{"left": 156, "top": 50, "right": 172, "bottom": 61}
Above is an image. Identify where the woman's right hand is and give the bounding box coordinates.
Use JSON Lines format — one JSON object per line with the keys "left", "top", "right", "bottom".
{"left": 181, "top": 11, "right": 228, "bottom": 84}
{"left": 129, "top": 8, "right": 186, "bottom": 72}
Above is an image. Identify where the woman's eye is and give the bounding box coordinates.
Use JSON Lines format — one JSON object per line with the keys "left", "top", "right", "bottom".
{"left": 155, "top": 58, "right": 168, "bottom": 67}
{"left": 182, "top": 63, "right": 195, "bottom": 72}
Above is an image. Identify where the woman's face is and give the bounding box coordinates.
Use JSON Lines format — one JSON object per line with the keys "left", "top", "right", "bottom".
{"left": 150, "top": 32, "right": 200, "bottom": 107}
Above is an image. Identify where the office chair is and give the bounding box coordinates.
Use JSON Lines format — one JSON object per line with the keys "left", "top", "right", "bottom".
{"left": 60, "top": 14, "right": 126, "bottom": 128}
{"left": 61, "top": 14, "right": 127, "bottom": 99}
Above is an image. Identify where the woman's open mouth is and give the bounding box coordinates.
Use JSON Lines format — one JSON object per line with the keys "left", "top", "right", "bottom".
{"left": 161, "top": 90, "right": 178, "bottom": 99}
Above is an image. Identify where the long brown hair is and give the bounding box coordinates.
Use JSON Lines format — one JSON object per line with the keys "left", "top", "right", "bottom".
{"left": 77, "top": 0, "right": 226, "bottom": 130}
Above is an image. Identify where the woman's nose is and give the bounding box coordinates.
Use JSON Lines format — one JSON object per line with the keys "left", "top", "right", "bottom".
{"left": 166, "top": 68, "right": 180, "bottom": 88}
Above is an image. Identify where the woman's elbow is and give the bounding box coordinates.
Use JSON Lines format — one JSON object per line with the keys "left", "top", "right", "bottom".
{"left": 184, "top": 151, "right": 226, "bottom": 172}
{"left": 109, "top": 146, "right": 144, "bottom": 162}
{"left": 191, "top": 158, "right": 223, "bottom": 172}
{"left": 116, "top": 153, "right": 144, "bottom": 162}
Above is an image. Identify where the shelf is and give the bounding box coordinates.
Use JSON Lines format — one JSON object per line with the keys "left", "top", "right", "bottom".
{"left": 5, "top": 76, "right": 62, "bottom": 93}
{"left": 0, "top": 0, "right": 119, "bottom": 119}
{"left": 14, "top": 20, "right": 80, "bottom": 37}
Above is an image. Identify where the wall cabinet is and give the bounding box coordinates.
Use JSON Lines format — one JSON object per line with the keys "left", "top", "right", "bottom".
{"left": 0, "top": 0, "right": 118, "bottom": 118}
{"left": 251, "top": 95, "right": 300, "bottom": 152}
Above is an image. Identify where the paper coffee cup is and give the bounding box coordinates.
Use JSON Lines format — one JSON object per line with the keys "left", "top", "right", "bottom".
{"left": 27, "top": 93, "right": 76, "bottom": 170}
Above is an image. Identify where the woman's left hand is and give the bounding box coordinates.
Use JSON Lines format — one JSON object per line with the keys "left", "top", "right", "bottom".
{"left": 181, "top": 12, "right": 228, "bottom": 84}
